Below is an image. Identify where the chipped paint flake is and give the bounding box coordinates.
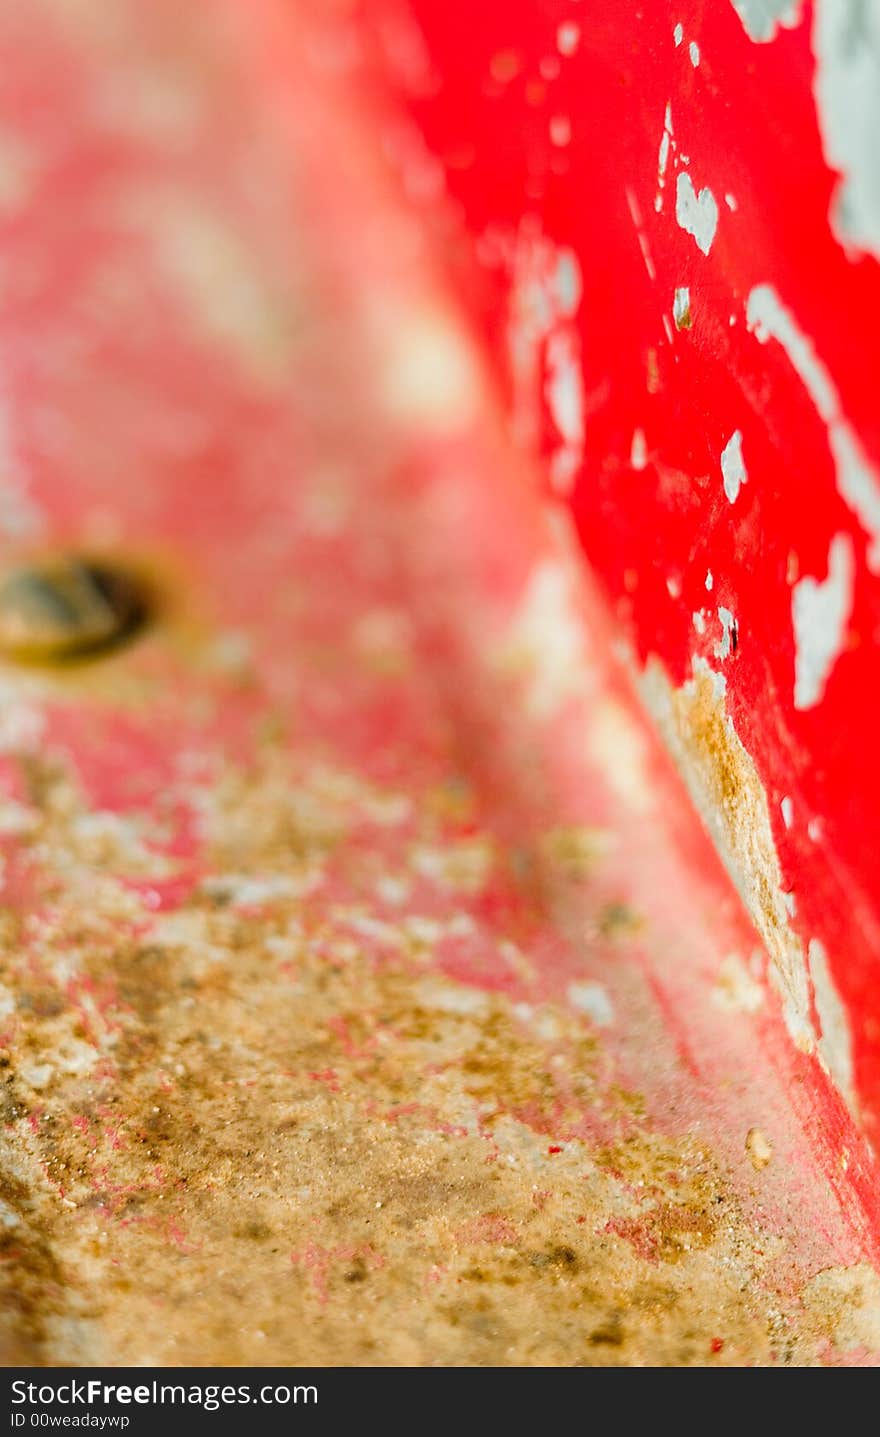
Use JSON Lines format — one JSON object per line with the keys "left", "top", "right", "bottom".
{"left": 655, "top": 103, "right": 674, "bottom": 211}
{"left": 549, "top": 114, "right": 571, "bottom": 147}
{"left": 781, "top": 795, "right": 793, "bottom": 829}
{"left": 745, "top": 1127, "right": 773, "bottom": 1170}
{"left": 715, "top": 607, "right": 737, "bottom": 660}
{"left": 556, "top": 21, "right": 580, "bottom": 57}
{"left": 813, "top": 0, "right": 880, "bottom": 262}
{"left": 545, "top": 330, "right": 585, "bottom": 487}
{"left": 506, "top": 230, "right": 583, "bottom": 485}
{"left": 808, "top": 938, "right": 855, "bottom": 1109}
{"left": 713, "top": 953, "right": 764, "bottom": 1013}
{"left": 675, "top": 172, "right": 718, "bottom": 255}
{"left": 674, "top": 23, "right": 684, "bottom": 46}
{"left": 641, "top": 660, "right": 818, "bottom": 1059}
{"left": 689, "top": 41, "right": 700, "bottom": 66}
{"left": 630, "top": 427, "right": 647, "bottom": 470}
{"left": 673, "top": 286, "right": 692, "bottom": 330}
{"left": 746, "top": 284, "right": 835, "bottom": 416}
{"left": 554, "top": 247, "right": 582, "bottom": 315}
{"left": 747, "top": 283, "right": 880, "bottom": 568}
{"left": 791, "top": 533, "right": 854, "bottom": 710}
{"left": 500, "top": 560, "right": 585, "bottom": 719}
{"left": 567, "top": 981, "right": 614, "bottom": 1027}
{"left": 728, "top": 1, "right": 804, "bottom": 43}
{"left": 720, "top": 430, "right": 747, "bottom": 503}
{"left": 705, "top": 570, "right": 714, "bottom": 591}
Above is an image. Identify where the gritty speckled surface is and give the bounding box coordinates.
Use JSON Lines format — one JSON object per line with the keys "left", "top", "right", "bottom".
{"left": 1, "top": 0, "right": 879, "bottom": 1367}
{"left": 0, "top": 735, "right": 847, "bottom": 1366}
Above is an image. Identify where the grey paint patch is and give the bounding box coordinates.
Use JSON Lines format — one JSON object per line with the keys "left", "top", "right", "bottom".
{"left": 813, "top": 1, "right": 880, "bottom": 261}
{"left": 728, "top": 0, "right": 804, "bottom": 42}
{"left": 674, "top": 22, "right": 683, "bottom": 45}
{"left": 720, "top": 429, "right": 747, "bottom": 502}
{"left": 747, "top": 283, "right": 880, "bottom": 568}
{"left": 675, "top": 172, "right": 718, "bottom": 254}
{"left": 689, "top": 40, "right": 700, "bottom": 66}
{"left": 791, "top": 533, "right": 854, "bottom": 710}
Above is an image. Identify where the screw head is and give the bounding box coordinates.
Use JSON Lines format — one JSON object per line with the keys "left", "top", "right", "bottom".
{"left": 0, "top": 556, "right": 145, "bottom": 661}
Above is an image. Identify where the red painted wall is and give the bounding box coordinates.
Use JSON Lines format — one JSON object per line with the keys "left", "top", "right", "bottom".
{"left": 359, "top": 0, "right": 880, "bottom": 1134}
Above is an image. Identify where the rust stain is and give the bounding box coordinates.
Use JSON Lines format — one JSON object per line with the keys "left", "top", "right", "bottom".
{"left": 642, "top": 660, "right": 823, "bottom": 1061}
{"left": 0, "top": 734, "right": 861, "bottom": 1366}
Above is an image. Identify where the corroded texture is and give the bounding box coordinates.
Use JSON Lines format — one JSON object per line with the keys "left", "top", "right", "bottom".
{"left": 0, "top": 740, "right": 837, "bottom": 1365}
{"left": 1, "top": 0, "right": 879, "bottom": 1368}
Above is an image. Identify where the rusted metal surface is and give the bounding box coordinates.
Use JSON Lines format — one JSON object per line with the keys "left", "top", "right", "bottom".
{"left": 1, "top": 0, "right": 879, "bottom": 1366}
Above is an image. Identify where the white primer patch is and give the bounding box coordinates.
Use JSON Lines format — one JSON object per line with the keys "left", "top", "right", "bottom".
{"left": 630, "top": 428, "right": 648, "bottom": 470}
{"left": 781, "top": 795, "right": 794, "bottom": 829}
{"left": 501, "top": 560, "right": 586, "bottom": 719}
{"left": 673, "top": 286, "right": 691, "bottom": 329}
{"left": 568, "top": 981, "right": 614, "bottom": 1027}
{"left": 554, "top": 248, "right": 582, "bottom": 315}
{"left": 705, "top": 570, "right": 714, "bottom": 591}
{"left": 791, "top": 533, "right": 854, "bottom": 710}
{"left": 713, "top": 953, "right": 765, "bottom": 1013}
{"left": 715, "top": 606, "right": 737, "bottom": 660}
{"left": 674, "top": 23, "right": 684, "bottom": 45}
{"left": 689, "top": 41, "right": 700, "bottom": 66}
{"left": 720, "top": 429, "right": 747, "bottom": 503}
{"left": 675, "top": 172, "right": 719, "bottom": 255}
{"left": 728, "top": 0, "right": 804, "bottom": 43}
{"left": 808, "top": 937, "right": 855, "bottom": 1109}
{"left": 549, "top": 114, "right": 571, "bottom": 147}
{"left": 545, "top": 330, "right": 585, "bottom": 448}
{"left": 813, "top": 1, "right": 880, "bottom": 262}
{"left": 557, "top": 22, "right": 580, "bottom": 56}
{"left": 505, "top": 231, "right": 584, "bottom": 490}
{"left": 655, "top": 103, "right": 674, "bottom": 212}
{"left": 747, "top": 283, "right": 880, "bottom": 568}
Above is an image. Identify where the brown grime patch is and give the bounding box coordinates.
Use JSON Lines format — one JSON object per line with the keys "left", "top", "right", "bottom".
{"left": 0, "top": 736, "right": 840, "bottom": 1366}
{"left": 642, "top": 660, "right": 819, "bottom": 1058}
